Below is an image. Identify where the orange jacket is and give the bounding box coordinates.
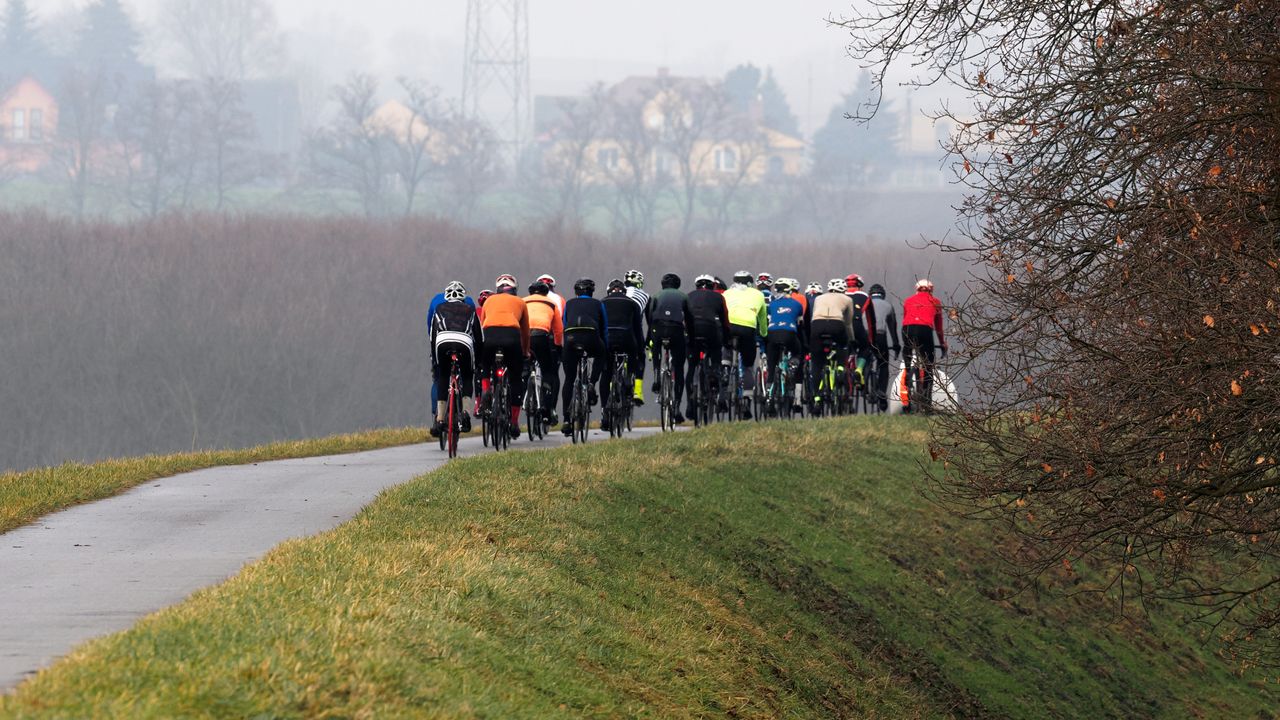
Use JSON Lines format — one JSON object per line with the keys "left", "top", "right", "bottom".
{"left": 481, "top": 292, "right": 531, "bottom": 355}
{"left": 524, "top": 294, "right": 564, "bottom": 346}
{"left": 789, "top": 291, "right": 808, "bottom": 317}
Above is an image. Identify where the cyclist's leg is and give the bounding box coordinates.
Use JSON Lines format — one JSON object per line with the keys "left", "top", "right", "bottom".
{"left": 669, "top": 331, "right": 687, "bottom": 416}
{"left": 507, "top": 343, "right": 525, "bottom": 429}
{"left": 561, "top": 336, "right": 584, "bottom": 421}
{"left": 733, "top": 326, "right": 759, "bottom": 390}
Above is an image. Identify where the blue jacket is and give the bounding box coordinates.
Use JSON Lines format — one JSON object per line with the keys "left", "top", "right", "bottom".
{"left": 768, "top": 295, "right": 804, "bottom": 334}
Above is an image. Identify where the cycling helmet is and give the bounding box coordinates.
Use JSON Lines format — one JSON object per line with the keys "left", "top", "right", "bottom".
{"left": 537, "top": 274, "right": 557, "bottom": 289}
{"left": 714, "top": 277, "right": 728, "bottom": 292}
{"left": 828, "top": 278, "right": 848, "bottom": 293}
{"left": 477, "top": 290, "right": 494, "bottom": 306}
{"left": 661, "top": 272, "right": 681, "bottom": 289}
{"left": 495, "top": 274, "right": 517, "bottom": 290}
{"left": 529, "top": 281, "right": 550, "bottom": 296}
{"left": 444, "top": 281, "right": 467, "bottom": 302}
{"left": 624, "top": 269, "right": 645, "bottom": 288}
{"left": 869, "top": 283, "right": 886, "bottom": 297}
{"left": 694, "top": 274, "right": 716, "bottom": 289}
{"left": 607, "top": 278, "right": 626, "bottom": 294}
{"left": 573, "top": 278, "right": 596, "bottom": 296}
{"left": 733, "top": 270, "right": 753, "bottom": 285}
{"left": 846, "top": 273, "right": 864, "bottom": 289}
{"left": 773, "top": 279, "right": 793, "bottom": 294}
{"left": 916, "top": 278, "right": 934, "bottom": 292}
{"left": 806, "top": 282, "right": 823, "bottom": 295}
{"left": 756, "top": 272, "right": 773, "bottom": 286}
{"left": 782, "top": 278, "right": 800, "bottom": 293}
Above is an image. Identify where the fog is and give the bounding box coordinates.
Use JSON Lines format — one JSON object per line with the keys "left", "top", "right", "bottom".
{"left": 2, "top": 1, "right": 972, "bottom": 470}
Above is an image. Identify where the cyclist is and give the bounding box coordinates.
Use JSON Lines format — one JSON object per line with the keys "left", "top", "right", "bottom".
{"left": 783, "top": 277, "right": 808, "bottom": 316}
{"left": 724, "top": 270, "right": 768, "bottom": 418}
{"left": 902, "top": 278, "right": 947, "bottom": 410}
{"left": 844, "top": 273, "right": 877, "bottom": 387}
{"left": 561, "top": 278, "right": 609, "bottom": 436}
{"left": 867, "top": 283, "right": 901, "bottom": 413}
{"left": 714, "top": 276, "right": 728, "bottom": 293}
{"left": 430, "top": 281, "right": 482, "bottom": 437}
{"left": 623, "top": 269, "right": 650, "bottom": 403}
{"left": 476, "top": 289, "right": 494, "bottom": 322}
{"left": 804, "top": 282, "right": 823, "bottom": 304}
{"left": 686, "top": 273, "right": 731, "bottom": 418}
{"left": 808, "top": 278, "right": 856, "bottom": 408}
{"left": 602, "top": 279, "right": 645, "bottom": 430}
{"left": 536, "top": 274, "right": 566, "bottom": 316}
{"left": 427, "top": 282, "right": 477, "bottom": 429}
{"left": 766, "top": 279, "right": 805, "bottom": 414}
{"left": 524, "top": 281, "right": 564, "bottom": 424}
{"left": 649, "top": 273, "right": 695, "bottom": 424}
{"left": 480, "top": 275, "right": 531, "bottom": 439}
{"left": 756, "top": 272, "right": 774, "bottom": 300}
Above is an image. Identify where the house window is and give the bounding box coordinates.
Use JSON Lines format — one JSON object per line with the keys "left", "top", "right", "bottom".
{"left": 715, "top": 147, "right": 738, "bottom": 172}
{"left": 11, "top": 109, "right": 25, "bottom": 141}
{"left": 29, "top": 109, "right": 43, "bottom": 141}
{"left": 597, "top": 147, "right": 619, "bottom": 170}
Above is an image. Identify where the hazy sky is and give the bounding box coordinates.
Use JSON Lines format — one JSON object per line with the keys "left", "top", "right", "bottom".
{"left": 43, "top": 1, "right": 934, "bottom": 136}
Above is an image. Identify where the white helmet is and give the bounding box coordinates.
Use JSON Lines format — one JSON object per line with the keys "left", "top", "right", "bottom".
{"left": 444, "top": 281, "right": 467, "bottom": 302}
{"left": 624, "top": 269, "right": 644, "bottom": 287}
{"left": 806, "top": 282, "right": 822, "bottom": 294}
{"left": 695, "top": 273, "right": 716, "bottom": 288}
{"left": 495, "top": 274, "right": 517, "bottom": 290}
{"left": 536, "top": 274, "right": 556, "bottom": 289}
{"left": 915, "top": 278, "right": 934, "bottom": 292}
{"left": 733, "top": 270, "right": 753, "bottom": 285}
{"left": 828, "top": 278, "right": 848, "bottom": 293}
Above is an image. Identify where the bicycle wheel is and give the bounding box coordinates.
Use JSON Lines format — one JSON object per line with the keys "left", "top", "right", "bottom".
{"left": 578, "top": 371, "right": 591, "bottom": 444}
{"left": 446, "top": 381, "right": 461, "bottom": 459}
{"left": 753, "top": 367, "right": 766, "bottom": 421}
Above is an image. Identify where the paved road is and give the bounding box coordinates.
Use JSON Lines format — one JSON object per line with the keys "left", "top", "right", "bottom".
{"left": 0, "top": 427, "right": 660, "bottom": 691}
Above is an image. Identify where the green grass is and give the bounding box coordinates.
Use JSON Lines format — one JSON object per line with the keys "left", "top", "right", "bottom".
{"left": 0, "top": 427, "right": 429, "bottom": 535}
{"left": 2, "top": 418, "right": 1274, "bottom": 718}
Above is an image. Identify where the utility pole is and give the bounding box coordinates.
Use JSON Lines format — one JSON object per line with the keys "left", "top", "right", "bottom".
{"left": 462, "top": 0, "right": 531, "bottom": 167}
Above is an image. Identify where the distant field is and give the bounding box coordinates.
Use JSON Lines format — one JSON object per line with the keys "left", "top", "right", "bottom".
{"left": 2, "top": 417, "right": 1271, "bottom": 718}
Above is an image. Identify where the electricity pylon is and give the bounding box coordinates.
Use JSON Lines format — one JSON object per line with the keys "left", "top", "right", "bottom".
{"left": 462, "top": 0, "right": 531, "bottom": 165}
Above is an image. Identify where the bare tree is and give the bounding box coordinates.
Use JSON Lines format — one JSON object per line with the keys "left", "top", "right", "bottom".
{"left": 840, "top": 0, "right": 1280, "bottom": 661}
{"left": 158, "top": 0, "right": 283, "bottom": 81}
{"left": 655, "top": 78, "right": 729, "bottom": 241}
{"left": 704, "top": 124, "right": 769, "bottom": 241}
{"left": 49, "top": 68, "right": 115, "bottom": 217}
{"left": 308, "top": 74, "right": 389, "bottom": 218}
{"left": 197, "top": 78, "right": 258, "bottom": 210}
{"left": 536, "top": 84, "right": 607, "bottom": 219}
{"left": 439, "top": 112, "right": 499, "bottom": 225}
{"left": 117, "top": 81, "right": 202, "bottom": 217}
{"left": 601, "top": 93, "right": 665, "bottom": 242}
{"left": 385, "top": 78, "right": 445, "bottom": 217}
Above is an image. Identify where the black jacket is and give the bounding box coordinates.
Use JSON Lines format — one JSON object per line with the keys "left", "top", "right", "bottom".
{"left": 687, "top": 288, "right": 731, "bottom": 338}
{"left": 603, "top": 293, "right": 644, "bottom": 348}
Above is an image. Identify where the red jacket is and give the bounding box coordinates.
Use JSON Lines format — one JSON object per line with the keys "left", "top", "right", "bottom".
{"left": 903, "top": 291, "right": 944, "bottom": 344}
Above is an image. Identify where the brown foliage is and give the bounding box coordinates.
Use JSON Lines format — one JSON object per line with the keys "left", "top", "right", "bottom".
{"left": 840, "top": 0, "right": 1280, "bottom": 661}
{"left": 0, "top": 211, "right": 966, "bottom": 472}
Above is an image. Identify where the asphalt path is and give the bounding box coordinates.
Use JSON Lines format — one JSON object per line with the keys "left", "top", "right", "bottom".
{"left": 0, "top": 426, "right": 663, "bottom": 691}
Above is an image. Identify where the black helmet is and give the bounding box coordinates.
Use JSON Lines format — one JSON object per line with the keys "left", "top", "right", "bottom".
{"left": 529, "top": 281, "right": 550, "bottom": 296}
{"left": 869, "top": 283, "right": 886, "bottom": 297}
{"left": 714, "top": 276, "right": 727, "bottom": 292}
{"left": 607, "top": 278, "right": 626, "bottom": 294}
{"left": 573, "top": 278, "right": 596, "bottom": 296}
{"left": 661, "top": 273, "right": 681, "bottom": 289}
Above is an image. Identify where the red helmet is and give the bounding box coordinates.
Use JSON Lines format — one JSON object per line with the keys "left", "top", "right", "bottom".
{"left": 845, "top": 273, "right": 864, "bottom": 289}
{"left": 477, "top": 290, "right": 494, "bottom": 306}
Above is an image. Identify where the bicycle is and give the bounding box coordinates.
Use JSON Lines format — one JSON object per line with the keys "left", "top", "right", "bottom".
{"left": 486, "top": 350, "right": 511, "bottom": 451}
{"left": 658, "top": 338, "right": 676, "bottom": 432}
{"left": 439, "top": 351, "right": 464, "bottom": 458}
{"left": 810, "top": 337, "right": 843, "bottom": 417}
{"left": 690, "top": 349, "right": 717, "bottom": 427}
{"left": 722, "top": 339, "right": 748, "bottom": 421}
{"left": 903, "top": 344, "right": 934, "bottom": 415}
{"left": 567, "top": 346, "right": 593, "bottom": 444}
{"left": 606, "top": 350, "right": 633, "bottom": 438}
{"left": 522, "top": 359, "right": 548, "bottom": 442}
{"left": 849, "top": 354, "right": 869, "bottom": 415}
{"left": 753, "top": 361, "right": 768, "bottom": 422}
{"left": 768, "top": 350, "right": 796, "bottom": 421}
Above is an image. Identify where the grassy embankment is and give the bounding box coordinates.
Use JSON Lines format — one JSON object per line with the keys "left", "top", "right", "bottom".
{"left": 0, "top": 427, "right": 429, "bottom": 535}
{"left": 2, "top": 418, "right": 1274, "bottom": 718}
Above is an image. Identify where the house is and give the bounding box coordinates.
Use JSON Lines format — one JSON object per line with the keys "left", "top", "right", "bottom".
{"left": 535, "top": 69, "right": 807, "bottom": 187}
{"left": 0, "top": 75, "right": 59, "bottom": 172}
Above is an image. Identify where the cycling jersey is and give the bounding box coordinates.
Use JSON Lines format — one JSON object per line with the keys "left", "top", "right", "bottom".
{"left": 524, "top": 295, "right": 564, "bottom": 346}
{"left": 688, "top": 288, "right": 731, "bottom": 339}
{"left": 847, "top": 290, "right": 877, "bottom": 343}
{"left": 546, "top": 290, "right": 567, "bottom": 317}
{"left": 768, "top": 295, "right": 804, "bottom": 334}
{"left": 625, "top": 286, "right": 650, "bottom": 320}
{"left": 724, "top": 285, "right": 768, "bottom": 337}
{"left": 868, "top": 294, "right": 900, "bottom": 352}
{"left": 903, "top": 291, "right": 945, "bottom": 344}
{"left": 809, "top": 291, "right": 856, "bottom": 341}
{"left": 650, "top": 287, "right": 692, "bottom": 328}
{"left": 432, "top": 301, "right": 482, "bottom": 354}
{"left": 428, "top": 293, "right": 476, "bottom": 330}
{"left": 481, "top": 292, "right": 531, "bottom": 356}
{"left": 603, "top": 293, "right": 644, "bottom": 349}
{"left": 789, "top": 291, "right": 808, "bottom": 317}
{"left": 563, "top": 296, "right": 609, "bottom": 337}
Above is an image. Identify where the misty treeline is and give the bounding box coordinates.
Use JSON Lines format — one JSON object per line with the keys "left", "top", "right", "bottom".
{"left": 0, "top": 211, "right": 969, "bottom": 472}
{"left": 0, "top": 0, "right": 947, "bottom": 241}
